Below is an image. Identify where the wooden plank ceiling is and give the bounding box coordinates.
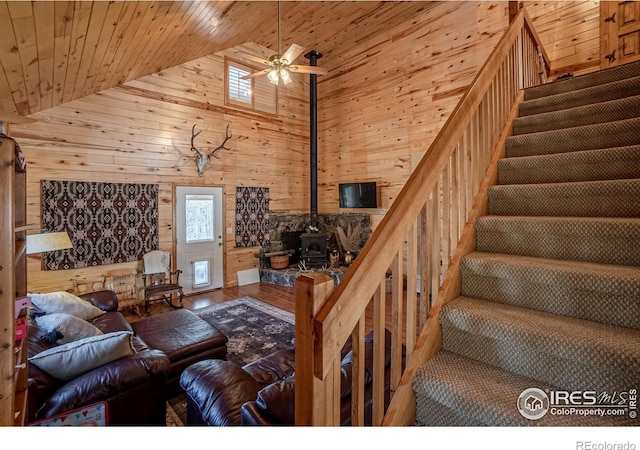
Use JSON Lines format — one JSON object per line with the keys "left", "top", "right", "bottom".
{"left": 0, "top": 1, "right": 431, "bottom": 118}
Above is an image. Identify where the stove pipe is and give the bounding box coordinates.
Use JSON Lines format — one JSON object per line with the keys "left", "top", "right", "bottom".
{"left": 304, "top": 50, "right": 322, "bottom": 228}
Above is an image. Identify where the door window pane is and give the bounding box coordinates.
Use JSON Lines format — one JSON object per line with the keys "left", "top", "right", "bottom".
{"left": 185, "top": 195, "right": 214, "bottom": 243}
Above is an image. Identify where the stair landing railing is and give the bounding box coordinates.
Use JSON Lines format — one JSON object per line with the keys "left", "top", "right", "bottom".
{"left": 294, "top": 8, "right": 549, "bottom": 426}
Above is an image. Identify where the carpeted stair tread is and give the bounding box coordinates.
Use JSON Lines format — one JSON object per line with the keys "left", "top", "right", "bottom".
{"left": 460, "top": 251, "right": 640, "bottom": 329}
{"left": 488, "top": 178, "right": 640, "bottom": 217}
{"left": 475, "top": 215, "right": 640, "bottom": 266}
{"left": 440, "top": 296, "right": 640, "bottom": 392}
{"left": 498, "top": 145, "right": 640, "bottom": 185}
{"left": 524, "top": 60, "right": 640, "bottom": 101}
{"left": 506, "top": 117, "right": 640, "bottom": 158}
{"left": 519, "top": 75, "right": 640, "bottom": 117}
{"left": 413, "top": 351, "right": 633, "bottom": 426}
{"left": 513, "top": 95, "right": 640, "bottom": 135}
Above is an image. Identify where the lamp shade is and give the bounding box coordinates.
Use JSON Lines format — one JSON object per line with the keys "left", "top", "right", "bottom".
{"left": 280, "top": 68, "right": 292, "bottom": 85}
{"left": 26, "top": 231, "right": 73, "bottom": 254}
{"left": 267, "top": 68, "right": 279, "bottom": 85}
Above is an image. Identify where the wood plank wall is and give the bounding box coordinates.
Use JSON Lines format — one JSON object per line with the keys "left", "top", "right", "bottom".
{"left": 525, "top": 1, "right": 601, "bottom": 77}
{"left": 9, "top": 2, "right": 598, "bottom": 294}
{"left": 12, "top": 47, "right": 310, "bottom": 292}
{"left": 318, "top": 2, "right": 509, "bottom": 230}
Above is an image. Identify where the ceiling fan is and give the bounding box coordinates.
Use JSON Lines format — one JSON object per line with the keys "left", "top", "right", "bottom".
{"left": 236, "top": 2, "right": 328, "bottom": 86}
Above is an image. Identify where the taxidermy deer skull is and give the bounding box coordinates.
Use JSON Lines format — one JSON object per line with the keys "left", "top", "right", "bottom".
{"left": 190, "top": 124, "right": 232, "bottom": 176}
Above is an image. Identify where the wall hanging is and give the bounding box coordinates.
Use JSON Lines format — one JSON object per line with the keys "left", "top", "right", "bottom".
{"left": 235, "top": 187, "right": 269, "bottom": 248}
{"left": 40, "top": 180, "right": 159, "bottom": 270}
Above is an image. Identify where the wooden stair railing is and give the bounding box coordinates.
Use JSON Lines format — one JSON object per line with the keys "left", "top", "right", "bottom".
{"left": 294, "top": 8, "right": 549, "bottom": 426}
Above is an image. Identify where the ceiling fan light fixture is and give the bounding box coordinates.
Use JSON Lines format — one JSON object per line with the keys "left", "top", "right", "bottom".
{"left": 235, "top": 0, "right": 326, "bottom": 86}
{"left": 280, "top": 68, "right": 292, "bottom": 85}
{"left": 268, "top": 68, "right": 280, "bottom": 85}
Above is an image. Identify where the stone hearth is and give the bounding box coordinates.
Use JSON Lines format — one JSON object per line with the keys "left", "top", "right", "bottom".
{"left": 259, "top": 213, "right": 371, "bottom": 286}
{"left": 261, "top": 266, "right": 348, "bottom": 287}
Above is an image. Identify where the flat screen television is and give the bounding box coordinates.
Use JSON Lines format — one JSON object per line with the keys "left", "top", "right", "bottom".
{"left": 339, "top": 182, "right": 377, "bottom": 208}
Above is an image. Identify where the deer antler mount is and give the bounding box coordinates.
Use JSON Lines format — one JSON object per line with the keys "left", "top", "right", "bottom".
{"left": 190, "top": 124, "right": 232, "bottom": 176}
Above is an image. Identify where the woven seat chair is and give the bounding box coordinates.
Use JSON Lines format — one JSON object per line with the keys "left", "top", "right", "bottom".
{"left": 104, "top": 268, "right": 144, "bottom": 317}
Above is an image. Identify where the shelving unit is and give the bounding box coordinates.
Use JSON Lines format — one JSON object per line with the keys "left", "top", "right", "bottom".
{"left": 0, "top": 133, "right": 28, "bottom": 426}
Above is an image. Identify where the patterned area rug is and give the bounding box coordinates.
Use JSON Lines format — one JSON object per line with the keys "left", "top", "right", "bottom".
{"left": 165, "top": 296, "right": 295, "bottom": 426}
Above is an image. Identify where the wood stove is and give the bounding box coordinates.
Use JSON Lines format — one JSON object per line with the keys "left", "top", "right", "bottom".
{"left": 299, "top": 51, "right": 328, "bottom": 268}
{"left": 300, "top": 233, "right": 327, "bottom": 266}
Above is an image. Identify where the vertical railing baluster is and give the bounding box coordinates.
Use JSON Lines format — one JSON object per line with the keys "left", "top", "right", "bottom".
{"left": 391, "top": 251, "right": 403, "bottom": 392}
{"left": 419, "top": 204, "right": 429, "bottom": 325}
{"left": 372, "top": 282, "right": 386, "bottom": 425}
{"left": 406, "top": 221, "right": 418, "bottom": 355}
{"left": 351, "top": 312, "right": 365, "bottom": 426}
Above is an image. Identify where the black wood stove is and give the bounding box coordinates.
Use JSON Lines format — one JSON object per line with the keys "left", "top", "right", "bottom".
{"left": 300, "top": 232, "right": 327, "bottom": 267}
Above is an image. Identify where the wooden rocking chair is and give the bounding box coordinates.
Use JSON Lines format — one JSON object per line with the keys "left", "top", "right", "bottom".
{"left": 142, "top": 250, "right": 184, "bottom": 314}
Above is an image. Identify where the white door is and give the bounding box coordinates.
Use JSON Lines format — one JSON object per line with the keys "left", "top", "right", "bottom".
{"left": 176, "top": 186, "right": 224, "bottom": 295}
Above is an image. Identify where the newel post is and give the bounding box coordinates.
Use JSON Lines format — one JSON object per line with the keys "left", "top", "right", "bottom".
{"left": 295, "top": 273, "right": 335, "bottom": 425}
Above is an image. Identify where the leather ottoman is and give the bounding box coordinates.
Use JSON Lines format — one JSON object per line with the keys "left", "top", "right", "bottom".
{"left": 132, "top": 309, "right": 228, "bottom": 395}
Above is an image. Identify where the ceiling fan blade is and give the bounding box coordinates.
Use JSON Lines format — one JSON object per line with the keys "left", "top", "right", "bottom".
{"left": 288, "top": 65, "right": 328, "bottom": 76}
{"left": 281, "top": 44, "right": 305, "bottom": 64}
{"left": 240, "top": 68, "right": 272, "bottom": 80}
{"left": 235, "top": 51, "right": 272, "bottom": 66}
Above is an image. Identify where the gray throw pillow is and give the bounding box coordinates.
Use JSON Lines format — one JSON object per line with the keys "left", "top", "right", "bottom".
{"left": 35, "top": 313, "right": 103, "bottom": 345}
{"left": 29, "top": 331, "right": 135, "bottom": 381}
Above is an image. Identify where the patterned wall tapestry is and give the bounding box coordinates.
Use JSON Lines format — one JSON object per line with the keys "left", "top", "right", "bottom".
{"left": 41, "top": 180, "right": 159, "bottom": 270}
{"left": 236, "top": 187, "right": 269, "bottom": 247}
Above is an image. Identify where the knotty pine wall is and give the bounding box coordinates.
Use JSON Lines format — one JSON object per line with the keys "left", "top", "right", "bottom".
{"left": 525, "top": 1, "right": 601, "bottom": 77}
{"left": 10, "top": 1, "right": 598, "bottom": 293}
{"left": 13, "top": 48, "right": 310, "bottom": 292}
{"left": 317, "top": 1, "right": 509, "bottom": 230}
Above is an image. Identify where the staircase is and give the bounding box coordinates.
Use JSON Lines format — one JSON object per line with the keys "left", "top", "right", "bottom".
{"left": 412, "top": 61, "right": 640, "bottom": 426}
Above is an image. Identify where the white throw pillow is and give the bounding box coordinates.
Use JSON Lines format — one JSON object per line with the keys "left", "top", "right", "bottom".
{"left": 29, "top": 331, "right": 135, "bottom": 381}
{"left": 28, "top": 291, "right": 106, "bottom": 321}
{"left": 35, "top": 313, "right": 103, "bottom": 345}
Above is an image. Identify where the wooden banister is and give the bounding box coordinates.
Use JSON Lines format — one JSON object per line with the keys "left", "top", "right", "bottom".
{"left": 295, "top": 8, "right": 549, "bottom": 426}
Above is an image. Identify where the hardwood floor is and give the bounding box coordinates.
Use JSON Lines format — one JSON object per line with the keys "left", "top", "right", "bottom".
{"left": 124, "top": 282, "right": 296, "bottom": 323}
{"left": 126, "top": 281, "right": 417, "bottom": 344}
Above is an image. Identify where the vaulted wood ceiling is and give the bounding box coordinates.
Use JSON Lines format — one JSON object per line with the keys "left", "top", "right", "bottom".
{"left": 0, "top": 1, "right": 431, "bottom": 119}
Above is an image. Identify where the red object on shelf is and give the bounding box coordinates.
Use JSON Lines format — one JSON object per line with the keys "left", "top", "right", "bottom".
{"left": 15, "top": 317, "right": 27, "bottom": 341}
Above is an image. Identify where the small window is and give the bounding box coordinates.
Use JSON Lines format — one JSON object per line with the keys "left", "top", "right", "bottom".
{"left": 228, "top": 65, "right": 252, "bottom": 105}
{"left": 225, "top": 58, "right": 277, "bottom": 115}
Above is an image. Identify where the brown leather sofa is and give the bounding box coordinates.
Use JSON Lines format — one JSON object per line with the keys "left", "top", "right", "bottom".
{"left": 180, "top": 329, "right": 395, "bottom": 426}
{"left": 27, "top": 290, "right": 170, "bottom": 425}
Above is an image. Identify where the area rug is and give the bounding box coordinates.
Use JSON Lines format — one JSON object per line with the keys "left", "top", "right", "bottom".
{"left": 165, "top": 296, "right": 295, "bottom": 426}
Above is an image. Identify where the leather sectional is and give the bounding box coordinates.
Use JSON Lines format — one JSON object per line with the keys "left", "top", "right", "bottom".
{"left": 26, "top": 290, "right": 227, "bottom": 425}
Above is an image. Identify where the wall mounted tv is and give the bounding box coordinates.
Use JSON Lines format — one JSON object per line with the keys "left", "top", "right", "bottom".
{"left": 339, "top": 182, "right": 377, "bottom": 208}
